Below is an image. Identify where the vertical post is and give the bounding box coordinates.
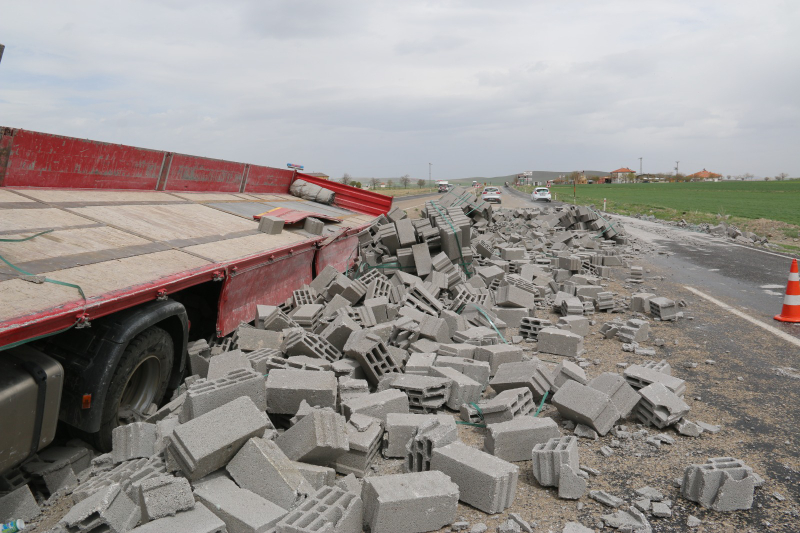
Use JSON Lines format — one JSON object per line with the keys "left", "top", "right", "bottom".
{"left": 639, "top": 157, "right": 643, "bottom": 176}
{"left": 573, "top": 179, "right": 576, "bottom": 205}
{"left": 429, "top": 162, "right": 432, "bottom": 190}
{"left": 603, "top": 198, "right": 607, "bottom": 211}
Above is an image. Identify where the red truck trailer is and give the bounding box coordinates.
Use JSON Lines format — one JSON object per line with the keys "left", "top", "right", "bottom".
{"left": 0, "top": 127, "right": 392, "bottom": 469}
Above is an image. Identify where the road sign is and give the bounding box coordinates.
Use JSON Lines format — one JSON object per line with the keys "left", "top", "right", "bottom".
{"left": 287, "top": 163, "right": 304, "bottom": 170}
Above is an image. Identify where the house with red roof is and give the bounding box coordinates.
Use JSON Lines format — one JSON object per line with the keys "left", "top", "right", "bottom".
{"left": 688, "top": 169, "right": 722, "bottom": 181}
{"left": 610, "top": 167, "right": 635, "bottom": 183}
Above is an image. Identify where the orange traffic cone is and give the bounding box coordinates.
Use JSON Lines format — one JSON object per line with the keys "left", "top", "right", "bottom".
{"left": 774, "top": 258, "right": 800, "bottom": 322}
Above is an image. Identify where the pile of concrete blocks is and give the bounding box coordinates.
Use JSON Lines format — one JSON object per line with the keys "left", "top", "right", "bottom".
{"left": 681, "top": 457, "right": 758, "bottom": 511}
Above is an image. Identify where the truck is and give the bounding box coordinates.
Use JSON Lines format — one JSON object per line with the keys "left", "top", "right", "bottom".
{"left": 437, "top": 181, "right": 449, "bottom": 193}
{"left": 0, "top": 127, "right": 391, "bottom": 473}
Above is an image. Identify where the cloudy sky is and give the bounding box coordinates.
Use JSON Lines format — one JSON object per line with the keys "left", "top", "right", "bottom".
{"left": 1, "top": 1, "right": 798, "bottom": 180}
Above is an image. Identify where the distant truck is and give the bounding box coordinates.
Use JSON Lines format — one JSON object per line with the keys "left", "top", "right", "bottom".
{"left": 0, "top": 127, "right": 391, "bottom": 472}
{"left": 437, "top": 181, "right": 450, "bottom": 192}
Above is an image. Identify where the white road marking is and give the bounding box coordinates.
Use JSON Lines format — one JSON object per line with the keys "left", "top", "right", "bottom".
{"left": 709, "top": 268, "right": 720, "bottom": 272}
{"left": 764, "top": 290, "right": 783, "bottom": 296}
{"left": 684, "top": 286, "right": 800, "bottom": 349}
{"left": 761, "top": 284, "right": 785, "bottom": 289}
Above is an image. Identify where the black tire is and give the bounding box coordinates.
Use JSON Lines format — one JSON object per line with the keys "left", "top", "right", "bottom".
{"left": 92, "top": 326, "right": 174, "bottom": 451}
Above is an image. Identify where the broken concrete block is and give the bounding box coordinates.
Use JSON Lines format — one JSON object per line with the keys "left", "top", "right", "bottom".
{"left": 207, "top": 350, "right": 252, "bottom": 380}
{"left": 556, "top": 315, "right": 590, "bottom": 337}
{"left": 485, "top": 416, "right": 560, "bottom": 462}
{"left": 293, "top": 461, "right": 336, "bottom": 491}
{"left": 682, "top": 457, "right": 756, "bottom": 511}
{"left": 112, "top": 422, "right": 157, "bottom": 463}
{"left": 390, "top": 374, "right": 451, "bottom": 413}
{"left": 341, "top": 388, "right": 409, "bottom": 423}
{"left": 138, "top": 475, "right": 194, "bottom": 522}
{"left": 551, "top": 380, "right": 620, "bottom": 436}
{"left": 558, "top": 463, "right": 587, "bottom": 500}
{"left": 193, "top": 474, "right": 288, "bottom": 533}
{"left": 383, "top": 413, "right": 453, "bottom": 458}
{"left": 0, "top": 484, "right": 40, "bottom": 522}
{"left": 343, "top": 331, "right": 403, "bottom": 386}
{"left": 461, "top": 388, "right": 535, "bottom": 425}
{"left": 549, "top": 360, "right": 587, "bottom": 393}
{"left": 237, "top": 328, "right": 285, "bottom": 352}
{"left": 276, "top": 484, "right": 363, "bottom": 533}
{"left": 631, "top": 293, "right": 656, "bottom": 313}
{"left": 226, "top": 437, "right": 313, "bottom": 510}
{"left": 405, "top": 418, "right": 459, "bottom": 473}
{"left": 428, "top": 365, "right": 482, "bottom": 410}
{"left": 531, "top": 436, "right": 579, "bottom": 488}
{"left": 180, "top": 368, "right": 267, "bottom": 422}
{"left": 168, "top": 396, "right": 270, "bottom": 480}
{"left": 430, "top": 441, "right": 519, "bottom": 514}
{"left": 587, "top": 372, "right": 641, "bottom": 418}
{"left": 590, "top": 489, "right": 624, "bottom": 508}
{"left": 434, "top": 355, "right": 491, "bottom": 389}
{"left": 130, "top": 502, "right": 225, "bottom": 533}
{"left": 276, "top": 409, "right": 349, "bottom": 465}
{"left": 256, "top": 305, "right": 295, "bottom": 331}
{"left": 362, "top": 471, "right": 459, "bottom": 533}
{"left": 490, "top": 306, "right": 530, "bottom": 328}
{"left": 489, "top": 360, "right": 551, "bottom": 401}
{"left": 332, "top": 414, "right": 384, "bottom": 477}
{"left": 624, "top": 364, "right": 686, "bottom": 396}
{"left": 266, "top": 369, "right": 338, "bottom": 414}
{"left": 474, "top": 344, "right": 523, "bottom": 376}
{"left": 537, "top": 328, "right": 585, "bottom": 358}
{"left": 636, "top": 382, "right": 690, "bottom": 429}
{"left": 59, "top": 483, "right": 140, "bottom": 533}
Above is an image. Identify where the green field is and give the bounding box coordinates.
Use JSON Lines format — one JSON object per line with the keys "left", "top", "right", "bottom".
{"left": 523, "top": 181, "right": 800, "bottom": 227}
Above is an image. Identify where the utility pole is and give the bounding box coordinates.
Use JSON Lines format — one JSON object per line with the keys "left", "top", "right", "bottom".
{"left": 0, "top": 43, "right": 5, "bottom": 65}
{"left": 675, "top": 161, "right": 680, "bottom": 176}
{"left": 638, "top": 157, "right": 643, "bottom": 176}
{"left": 429, "top": 163, "right": 432, "bottom": 189}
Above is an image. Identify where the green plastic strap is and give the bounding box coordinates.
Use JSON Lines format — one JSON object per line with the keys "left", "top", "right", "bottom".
{"left": 0, "top": 229, "right": 87, "bottom": 301}
{"left": 470, "top": 401, "right": 485, "bottom": 422}
{"left": 0, "top": 229, "right": 54, "bottom": 242}
{"left": 430, "top": 202, "right": 472, "bottom": 279}
{"left": 456, "top": 421, "right": 487, "bottom": 428}
{"left": 534, "top": 390, "right": 549, "bottom": 417}
{"left": 461, "top": 302, "right": 509, "bottom": 344}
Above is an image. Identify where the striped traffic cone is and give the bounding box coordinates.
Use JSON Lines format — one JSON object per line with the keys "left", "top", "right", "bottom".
{"left": 774, "top": 258, "right": 800, "bottom": 323}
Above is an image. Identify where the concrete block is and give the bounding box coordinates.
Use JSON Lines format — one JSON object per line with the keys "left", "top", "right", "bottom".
{"left": 428, "top": 365, "right": 482, "bottom": 410}
{"left": 383, "top": 413, "right": 454, "bottom": 458}
{"left": 59, "top": 483, "right": 140, "bottom": 533}
{"left": 556, "top": 316, "right": 590, "bottom": 337}
{"left": 405, "top": 418, "right": 459, "bottom": 473}
{"left": 474, "top": 345, "right": 523, "bottom": 376}
{"left": 418, "top": 315, "right": 451, "bottom": 343}
{"left": 430, "top": 441, "right": 518, "bottom": 514}
{"left": 551, "top": 380, "right": 619, "bottom": 436}
{"left": 531, "top": 436, "right": 580, "bottom": 488}
{"left": 411, "top": 243, "right": 433, "bottom": 277}
{"left": 266, "top": 369, "right": 337, "bottom": 414}
{"left": 207, "top": 350, "right": 252, "bottom": 380}
{"left": 650, "top": 296, "right": 678, "bottom": 320}
{"left": 682, "top": 457, "right": 756, "bottom": 511}
{"left": 0, "top": 484, "right": 40, "bottom": 522}
{"left": 130, "top": 502, "right": 225, "bottom": 533}
{"left": 332, "top": 415, "right": 383, "bottom": 477}
{"left": 304, "top": 217, "right": 324, "bottom": 235}
{"left": 256, "top": 305, "right": 295, "bottom": 331}
{"left": 434, "top": 356, "right": 491, "bottom": 389}
{"left": 181, "top": 368, "right": 267, "bottom": 422}
{"left": 440, "top": 311, "right": 471, "bottom": 337}
{"left": 588, "top": 372, "right": 640, "bottom": 418}
{"left": 258, "top": 215, "right": 284, "bottom": 234}
{"left": 390, "top": 374, "right": 451, "bottom": 413}
{"left": 490, "top": 307, "right": 530, "bottom": 328}
{"left": 495, "top": 284, "right": 536, "bottom": 309}
{"left": 624, "top": 365, "right": 686, "bottom": 396}
{"left": 549, "top": 360, "right": 587, "bottom": 393}
{"left": 276, "top": 409, "right": 350, "bottom": 465}
{"left": 484, "top": 416, "right": 561, "bottom": 462}
{"left": 636, "top": 383, "right": 690, "bottom": 429}
{"left": 112, "top": 422, "right": 157, "bottom": 463}
{"left": 362, "top": 471, "right": 459, "bottom": 533}
{"left": 518, "top": 317, "right": 552, "bottom": 341}
{"left": 490, "top": 360, "right": 551, "bottom": 400}
{"left": 282, "top": 330, "right": 342, "bottom": 362}
{"left": 437, "top": 343, "right": 476, "bottom": 358}
{"left": 276, "top": 485, "right": 363, "bottom": 533}
{"left": 404, "top": 352, "right": 437, "bottom": 375}
{"left": 194, "top": 475, "right": 288, "bottom": 533}
{"left": 237, "top": 328, "right": 285, "bottom": 352}
{"left": 537, "top": 328, "right": 585, "bottom": 358}
{"left": 631, "top": 293, "right": 656, "bottom": 313}
{"left": 226, "top": 437, "right": 313, "bottom": 510}
{"left": 452, "top": 326, "right": 501, "bottom": 346}
{"left": 168, "top": 396, "right": 270, "bottom": 480}
{"left": 292, "top": 462, "right": 336, "bottom": 491}
{"left": 341, "top": 389, "right": 409, "bottom": 423}
{"left": 461, "top": 388, "right": 535, "bottom": 425}
{"left": 343, "top": 331, "right": 403, "bottom": 386}
{"left": 138, "top": 475, "right": 194, "bottom": 522}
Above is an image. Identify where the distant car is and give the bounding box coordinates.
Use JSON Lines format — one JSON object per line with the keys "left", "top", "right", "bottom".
{"left": 482, "top": 186, "right": 501, "bottom": 204}
{"left": 531, "top": 187, "right": 552, "bottom": 202}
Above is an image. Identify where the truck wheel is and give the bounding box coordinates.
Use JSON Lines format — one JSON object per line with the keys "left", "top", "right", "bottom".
{"left": 93, "top": 326, "right": 173, "bottom": 451}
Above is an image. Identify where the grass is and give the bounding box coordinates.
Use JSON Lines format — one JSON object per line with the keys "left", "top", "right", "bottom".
{"left": 368, "top": 187, "right": 438, "bottom": 197}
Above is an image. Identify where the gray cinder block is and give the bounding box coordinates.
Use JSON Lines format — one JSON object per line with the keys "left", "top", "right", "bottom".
{"left": 490, "top": 360, "right": 552, "bottom": 400}
{"left": 434, "top": 355, "right": 491, "bottom": 389}
{"left": 362, "top": 471, "right": 459, "bottom": 533}
{"left": 59, "top": 483, "right": 141, "bottom": 533}
{"left": 130, "top": 502, "right": 225, "bottom": 533}
{"left": 304, "top": 217, "right": 325, "bottom": 235}
{"left": 551, "top": 380, "right": 619, "bottom": 436}
{"left": 332, "top": 414, "right": 384, "bottom": 478}
{"left": 474, "top": 345, "right": 523, "bottom": 376}
{"left": 430, "top": 441, "right": 518, "bottom": 514}
{"left": 193, "top": 475, "right": 288, "bottom": 533}
{"left": 341, "top": 388, "right": 409, "bottom": 423}
{"left": 138, "top": 475, "right": 194, "bottom": 522}
{"left": 404, "top": 352, "right": 438, "bottom": 375}
{"left": 276, "top": 409, "right": 350, "bottom": 465}
{"left": 227, "top": 437, "right": 313, "bottom": 510}
{"left": 461, "top": 388, "right": 535, "bottom": 425}
{"left": 556, "top": 315, "right": 590, "bottom": 337}
{"left": 549, "top": 360, "right": 587, "bottom": 393}
{"left": 282, "top": 330, "right": 342, "bottom": 361}
{"left": 681, "top": 457, "right": 756, "bottom": 511}
{"left": 484, "top": 416, "right": 561, "bottom": 462}
{"left": 258, "top": 215, "right": 285, "bottom": 234}
{"left": 428, "top": 365, "right": 482, "bottom": 410}
{"left": 320, "top": 314, "right": 362, "bottom": 351}
{"left": 635, "top": 383, "right": 690, "bottom": 429}
{"left": 292, "top": 462, "right": 336, "bottom": 491}
{"left": 168, "top": 396, "right": 270, "bottom": 480}
{"left": 631, "top": 293, "right": 656, "bottom": 313}
{"left": 390, "top": 374, "right": 452, "bottom": 413}
{"left": 256, "top": 305, "right": 295, "bottom": 331}
{"left": 237, "top": 328, "right": 285, "bottom": 352}
{"left": 112, "top": 422, "right": 157, "bottom": 463}
{"left": 266, "top": 369, "right": 338, "bottom": 414}
{"left": 490, "top": 306, "right": 530, "bottom": 328}
{"left": 383, "top": 413, "right": 454, "bottom": 458}
{"left": 588, "top": 372, "right": 640, "bottom": 418}
{"left": 343, "top": 331, "right": 403, "bottom": 386}
{"left": 405, "top": 418, "right": 459, "bottom": 473}
{"left": 624, "top": 365, "right": 686, "bottom": 396}
{"left": 276, "top": 485, "right": 363, "bottom": 533}
{"left": 180, "top": 368, "right": 267, "bottom": 422}
{"left": 207, "top": 350, "right": 251, "bottom": 380}
{"left": 531, "top": 436, "right": 580, "bottom": 488}
{"left": 0, "top": 484, "right": 40, "bottom": 522}
{"left": 537, "top": 328, "right": 585, "bottom": 358}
